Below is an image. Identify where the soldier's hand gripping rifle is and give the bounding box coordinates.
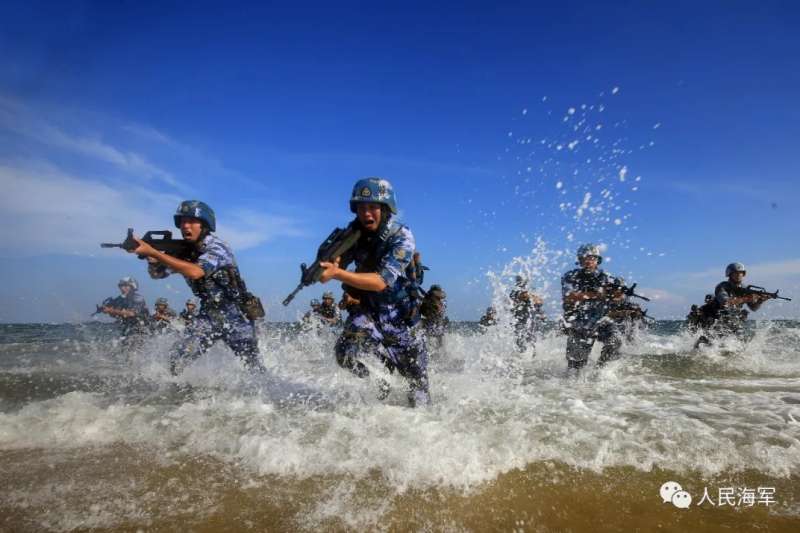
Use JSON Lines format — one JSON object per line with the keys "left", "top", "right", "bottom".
{"left": 605, "top": 280, "right": 651, "bottom": 302}
{"left": 92, "top": 296, "right": 117, "bottom": 316}
{"left": 100, "top": 228, "right": 194, "bottom": 260}
{"left": 743, "top": 285, "right": 792, "bottom": 302}
{"left": 282, "top": 222, "right": 362, "bottom": 306}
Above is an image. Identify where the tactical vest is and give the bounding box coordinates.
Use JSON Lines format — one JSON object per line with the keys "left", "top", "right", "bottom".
{"left": 343, "top": 221, "right": 415, "bottom": 310}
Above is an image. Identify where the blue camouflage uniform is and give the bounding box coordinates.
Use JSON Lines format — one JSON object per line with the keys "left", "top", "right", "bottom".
{"left": 561, "top": 268, "right": 623, "bottom": 369}
{"left": 111, "top": 291, "right": 150, "bottom": 344}
{"left": 333, "top": 219, "right": 430, "bottom": 406}
{"left": 148, "top": 233, "right": 261, "bottom": 374}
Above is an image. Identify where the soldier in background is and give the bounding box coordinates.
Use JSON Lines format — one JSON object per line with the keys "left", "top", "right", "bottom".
{"left": 561, "top": 244, "right": 624, "bottom": 370}
{"left": 152, "top": 297, "right": 178, "bottom": 332}
{"left": 420, "top": 285, "right": 449, "bottom": 352}
{"left": 510, "top": 276, "right": 545, "bottom": 354}
{"left": 96, "top": 276, "right": 150, "bottom": 348}
{"left": 180, "top": 298, "right": 199, "bottom": 325}
{"left": 479, "top": 306, "right": 498, "bottom": 328}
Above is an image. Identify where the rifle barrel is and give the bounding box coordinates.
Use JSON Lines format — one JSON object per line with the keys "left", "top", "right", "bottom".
{"left": 282, "top": 285, "right": 304, "bottom": 306}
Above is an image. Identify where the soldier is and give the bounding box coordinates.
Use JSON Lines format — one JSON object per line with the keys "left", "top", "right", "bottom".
{"left": 317, "top": 291, "right": 341, "bottom": 326}
{"left": 479, "top": 306, "right": 498, "bottom": 328}
{"left": 302, "top": 299, "right": 321, "bottom": 323}
{"left": 96, "top": 276, "right": 150, "bottom": 347}
{"left": 510, "top": 275, "right": 545, "bottom": 353}
{"left": 320, "top": 177, "right": 430, "bottom": 407}
{"left": 130, "top": 200, "right": 265, "bottom": 375}
{"left": 605, "top": 277, "right": 652, "bottom": 341}
{"left": 152, "top": 297, "right": 178, "bottom": 331}
{"left": 420, "top": 284, "right": 449, "bottom": 352}
{"left": 686, "top": 294, "right": 717, "bottom": 334}
{"left": 561, "top": 244, "right": 625, "bottom": 370}
{"left": 180, "top": 298, "right": 199, "bottom": 325}
{"left": 694, "top": 262, "right": 774, "bottom": 347}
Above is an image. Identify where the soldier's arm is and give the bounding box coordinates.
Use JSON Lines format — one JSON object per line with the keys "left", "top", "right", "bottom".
{"left": 720, "top": 290, "right": 762, "bottom": 308}
{"left": 322, "top": 259, "right": 387, "bottom": 292}
{"left": 104, "top": 307, "right": 139, "bottom": 318}
{"left": 563, "top": 289, "right": 604, "bottom": 304}
{"left": 129, "top": 237, "right": 204, "bottom": 280}
{"left": 745, "top": 297, "right": 766, "bottom": 311}
{"left": 321, "top": 229, "right": 414, "bottom": 293}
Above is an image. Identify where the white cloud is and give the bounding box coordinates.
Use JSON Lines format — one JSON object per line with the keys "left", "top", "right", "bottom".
{"left": 685, "top": 259, "right": 800, "bottom": 282}
{"left": 0, "top": 95, "right": 181, "bottom": 189}
{"left": 635, "top": 287, "right": 687, "bottom": 305}
{"left": 0, "top": 162, "right": 179, "bottom": 256}
{"left": 0, "top": 162, "right": 300, "bottom": 257}
{"left": 219, "top": 209, "right": 305, "bottom": 250}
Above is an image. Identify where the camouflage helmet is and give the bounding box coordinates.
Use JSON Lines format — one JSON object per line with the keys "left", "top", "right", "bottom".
{"left": 322, "top": 291, "right": 335, "bottom": 300}
{"left": 174, "top": 200, "right": 216, "bottom": 232}
{"left": 515, "top": 275, "right": 527, "bottom": 287}
{"left": 186, "top": 298, "right": 198, "bottom": 306}
{"left": 156, "top": 297, "right": 168, "bottom": 306}
{"left": 118, "top": 276, "right": 139, "bottom": 291}
{"left": 725, "top": 262, "right": 746, "bottom": 277}
{"left": 350, "top": 177, "right": 398, "bottom": 214}
{"left": 577, "top": 243, "right": 603, "bottom": 264}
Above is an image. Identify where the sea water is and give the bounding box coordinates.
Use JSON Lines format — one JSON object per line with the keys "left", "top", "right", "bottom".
{"left": 1, "top": 319, "right": 799, "bottom": 531}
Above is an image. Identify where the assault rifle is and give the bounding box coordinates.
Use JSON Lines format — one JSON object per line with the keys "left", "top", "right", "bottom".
{"left": 282, "top": 222, "right": 362, "bottom": 306}
{"left": 743, "top": 285, "right": 792, "bottom": 302}
{"left": 92, "top": 296, "right": 118, "bottom": 316}
{"left": 100, "top": 228, "right": 194, "bottom": 260}
{"left": 605, "top": 279, "right": 651, "bottom": 302}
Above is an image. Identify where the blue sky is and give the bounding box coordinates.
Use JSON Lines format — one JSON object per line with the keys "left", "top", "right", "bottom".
{"left": 1, "top": 0, "right": 798, "bottom": 322}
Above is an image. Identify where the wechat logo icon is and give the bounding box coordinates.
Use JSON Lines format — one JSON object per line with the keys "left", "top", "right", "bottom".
{"left": 661, "top": 481, "right": 692, "bottom": 509}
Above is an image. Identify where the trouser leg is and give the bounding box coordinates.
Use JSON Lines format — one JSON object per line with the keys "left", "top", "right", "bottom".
{"left": 566, "top": 330, "right": 594, "bottom": 370}
{"left": 334, "top": 309, "right": 385, "bottom": 379}
{"left": 221, "top": 317, "right": 264, "bottom": 373}
{"left": 379, "top": 314, "right": 430, "bottom": 407}
{"left": 169, "top": 318, "right": 216, "bottom": 375}
{"left": 596, "top": 322, "right": 623, "bottom": 366}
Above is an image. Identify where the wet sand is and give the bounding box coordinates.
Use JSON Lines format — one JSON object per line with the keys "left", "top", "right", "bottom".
{"left": 2, "top": 446, "right": 797, "bottom": 532}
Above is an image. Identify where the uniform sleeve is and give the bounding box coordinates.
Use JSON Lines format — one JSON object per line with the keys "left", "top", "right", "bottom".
{"left": 715, "top": 282, "right": 731, "bottom": 306}
{"left": 378, "top": 228, "right": 415, "bottom": 287}
{"left": 197, "top": 239, "right": 234, "bottom": 276}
